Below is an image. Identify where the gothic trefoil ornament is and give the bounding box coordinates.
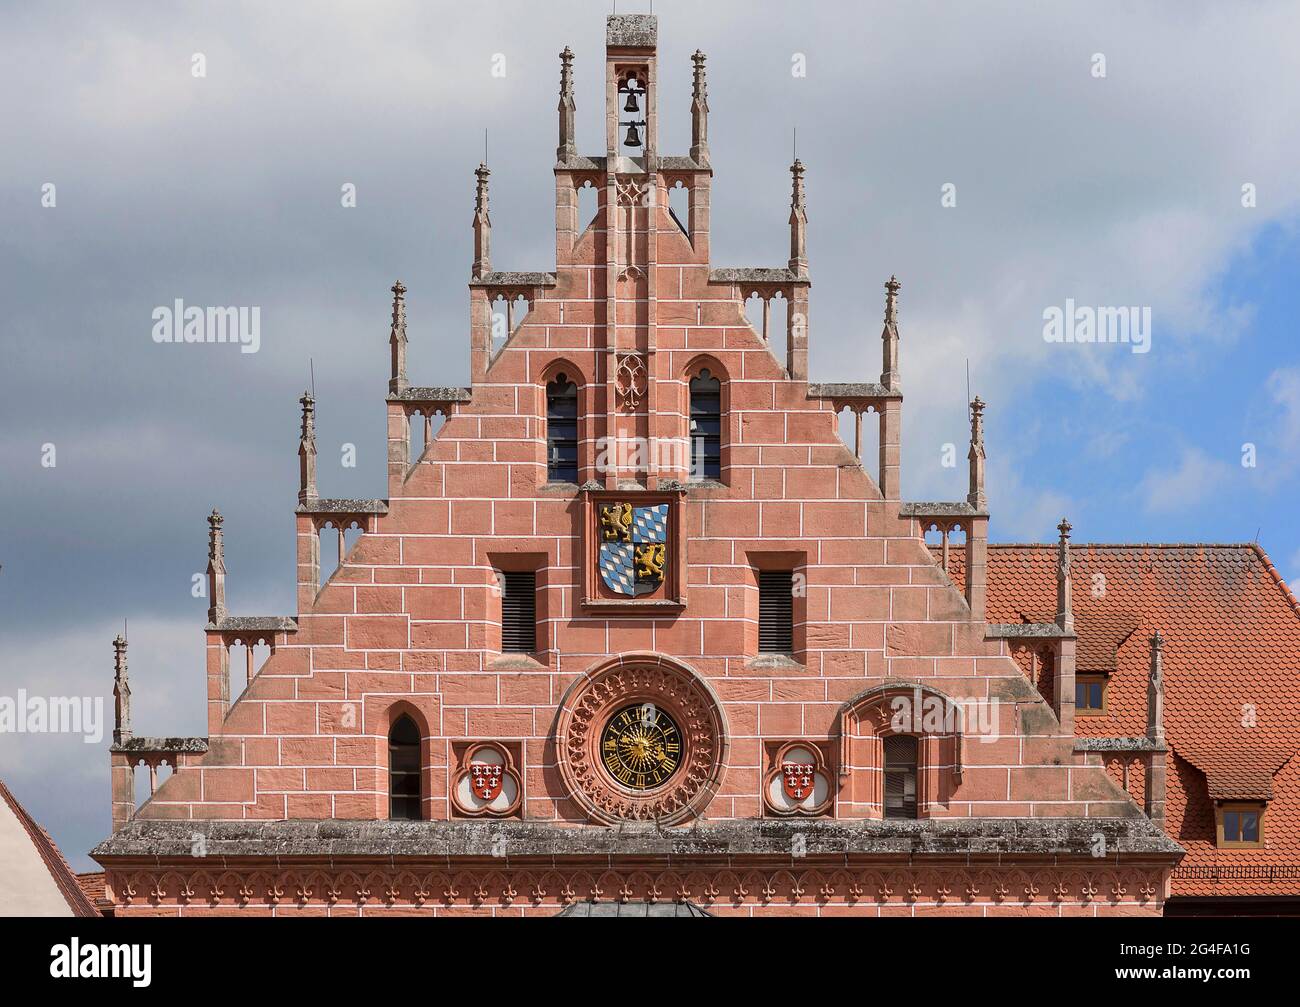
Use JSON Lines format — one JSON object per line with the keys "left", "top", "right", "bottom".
{"left": 598, "top": 503, "right": 669, "bottom": 596}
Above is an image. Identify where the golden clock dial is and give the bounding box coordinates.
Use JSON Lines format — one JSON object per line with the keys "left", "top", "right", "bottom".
{"left": 599, "top": 703, "right": 682, "bottom": 791}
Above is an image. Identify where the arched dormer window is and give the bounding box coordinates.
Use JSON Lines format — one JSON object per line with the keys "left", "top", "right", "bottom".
{"left": 546, "top": 374, "right": 579, "bottom": 483}
{"left": 839, "top": 684, "right": 963, "bottom": 820}
{"left": 388, "top": 714, "right": 422, "bottom": 820}
{"left": 883, "top": 734, "right": 919, "bottom": 820}
{"left": 689, "top": 368, "right": 721, "bottom": 480}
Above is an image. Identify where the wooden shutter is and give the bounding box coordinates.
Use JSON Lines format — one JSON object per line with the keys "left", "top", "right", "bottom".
{"left": 501, "top": 570, "right": 537, "bottom": 653}
{"left": 758, "top": 570, "right": 794, "bottom": 654}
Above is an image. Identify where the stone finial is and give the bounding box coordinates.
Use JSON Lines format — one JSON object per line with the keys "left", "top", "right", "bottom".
{"left": 474, "top": 163, "right": 491, "bottom": 215}
{"left": 967, "top": 396, "right": 986, "bottom": 510}
{"left": 298, "top": 391, "right": 317, "bottom": 503}
{"left": 788, "top": 159, "right": 808, "bottom": 276}
{"left": 970, "top": 396, "right": 985, "bottom": 441}
{"left": 208, "top": 509, "right": 224, "bottom": 558}
{"left": 1055, "top": 518, "right": 1074, "bottom": 632}
{"left": 692, "top": 50, "right": 708, "bottom": 98}
{"left": 690, "top": 50, "right": 709, "bottom": 165}
{"left": 557, "top": 46, "right": 576, "bottom": 162}
{"left": 207, "top": 508, "right": 227, "bottom": 624}
{"left": 389, "top": 280, "right": 408, "bottom": 394}
{"left": 881, "top": 275, "right": 901, "bottom": 391}
{"left": 472, "top": 163, "right": 492, "bottom": 280}
{"left": 560, "top": 46, "right": 575, "bottom": 95}
{"left": 112, "top": 634, "right": 131, "bottom": 744}
{"left": 299, "top": 390, "right": 315, "bottom": 441}
{"left": 1147, "top": 630, "right": 1165, "bottom": 741}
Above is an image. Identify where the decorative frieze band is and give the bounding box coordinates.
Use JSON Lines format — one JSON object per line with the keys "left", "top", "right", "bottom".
{"left": 106, "top": 865, "right": 1166, "bottom": 911}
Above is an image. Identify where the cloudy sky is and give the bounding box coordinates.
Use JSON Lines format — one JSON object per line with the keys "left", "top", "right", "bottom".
{"left": 2, "top": 0, "right": 1299, "bottom": 870}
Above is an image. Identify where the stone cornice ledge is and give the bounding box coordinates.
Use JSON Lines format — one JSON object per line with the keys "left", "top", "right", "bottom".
{"left": 109, "top": 737, "right": 209, "bottom": 755}
{"left": 206, "top": 616, "right": 298, "bottom": 633}
{"left": 93, "top": 817, "right": 1181, "bottom": 862}
{"left": 295, "top": 498, "right": 389, "bottom": 515}
{"left": 386, "top": 387, "right": 472, "bottom": 403}
{"left": 1075, "top": 737, "right": 1168, "bottom": 753}
{"left": 469, "top": 272, "right": 557, "bottom": 288}
{"left": 556, "top": 155, "right": 709, "bottom": 173}
{"left": 986, "top": 623, "right": 1072, "bottom": 640}
{"left": 900, "top": 502, "right": 989, "bottom": 519}
{"left": 806, "top": 382, "right": 902, "bottom": 401}
{"left": 709, "top": 267, "right": 809, "bottom": 286}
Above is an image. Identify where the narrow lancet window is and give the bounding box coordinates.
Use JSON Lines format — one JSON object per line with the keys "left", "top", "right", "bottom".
{"left": 546, "top": 375, "right": 578, "bottom": 483}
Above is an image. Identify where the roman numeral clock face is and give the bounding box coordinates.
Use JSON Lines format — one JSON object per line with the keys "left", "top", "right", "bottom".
{"left": 600, "top": 704, "right": 682, "bottom": 790}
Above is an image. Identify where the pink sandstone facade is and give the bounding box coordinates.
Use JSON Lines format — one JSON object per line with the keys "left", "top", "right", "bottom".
{"left": 92, "top": 14, "right": 1189, "bottom": 916}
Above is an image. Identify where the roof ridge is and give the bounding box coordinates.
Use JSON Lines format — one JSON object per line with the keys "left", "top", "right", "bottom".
{"left": 985, "top": 542, "right": 1261, "bottom": 550}
{"left": 1249, "top": 542, "right": 1300, "bottom": 622}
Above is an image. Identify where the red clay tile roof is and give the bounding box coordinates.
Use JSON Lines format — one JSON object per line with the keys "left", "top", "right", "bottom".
{"left": 938, "top": 542, "right": 1300, "bottom": 896}
{"left": 1183, "top": 750, "right": 1291, "bottom": 802}
{"left": 0, "top": 778, "right": 98, "bottom": 917}
{"left": 75, "top": 871, "right": 112, "bottom": 915}
{"left": 1016, "top": 609, "right": 1140, "bottom": 672}
{"left": 76, "top": 870, "right": 106, "bottom": 901}
{"left": 1075, "top": 611, "right": 1140, "bottom": 672}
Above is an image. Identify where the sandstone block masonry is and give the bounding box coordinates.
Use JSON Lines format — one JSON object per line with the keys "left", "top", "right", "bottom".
{"left": 94, "top": 14, "right": 1182, "bottom": 917}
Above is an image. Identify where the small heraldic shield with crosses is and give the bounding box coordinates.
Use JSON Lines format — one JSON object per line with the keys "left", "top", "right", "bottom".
{"left": 598, "top": 502, "right": 668, "bottom": 596}
{"left": 469, "top": 761, "right": 504, "bottom": 802}
{"left": 782, "top": 760, "right": 817, "bottom": 801}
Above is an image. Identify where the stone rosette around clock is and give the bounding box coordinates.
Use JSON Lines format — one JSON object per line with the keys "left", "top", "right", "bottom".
{"left": 555, "top": 654, "right": 728, "bottom": 826}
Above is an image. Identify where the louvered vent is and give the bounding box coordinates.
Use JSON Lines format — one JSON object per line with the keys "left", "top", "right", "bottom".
{"left": 501, "top": 571, "right": 537, "bottom": 653}
{"left": 758, "top": 570, "right": 794, "bottom": 654}
{"left": 883, "top": 734, "right": 918, "bottom": 820}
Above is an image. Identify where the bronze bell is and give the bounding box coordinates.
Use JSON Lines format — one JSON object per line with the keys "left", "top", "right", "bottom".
{"left": 623, "top": 122, "right": 642, "bottom": 148}
{"left": 623, "top": 90, "right": 639, "bottom": 113}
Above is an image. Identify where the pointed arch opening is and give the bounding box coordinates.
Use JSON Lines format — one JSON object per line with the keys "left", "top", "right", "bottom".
{"left": 545, "top": 371, "right": 580, "bottom": 484}
{"left": 388, "top": 714, "right": 423, "bottom": 821}
{"left": 838, "top": 682, "right": 966, "bottom": 819}
{"left": 688, "top": 367, "right": 722, "bottom": 481}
